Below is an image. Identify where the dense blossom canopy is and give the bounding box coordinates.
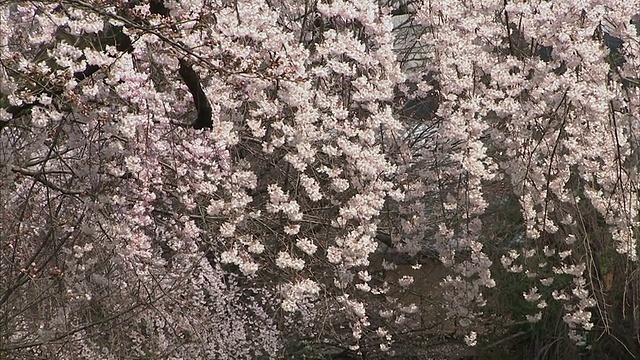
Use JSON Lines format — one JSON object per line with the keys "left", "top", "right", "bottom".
{"left": 1, "top": 0, "right": 639, "bottom": 358}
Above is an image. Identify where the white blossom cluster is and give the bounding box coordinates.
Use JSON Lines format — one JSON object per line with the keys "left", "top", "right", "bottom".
{"left": 2, "top": 0, "right": 639, "bottom": 357}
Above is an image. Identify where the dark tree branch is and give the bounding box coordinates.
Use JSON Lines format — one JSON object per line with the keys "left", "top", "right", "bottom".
{"left": 11, "top": 166, "right": 84, "bottom": 195}
{"left": 178, "top": 59, "right": 213, "bottom": 130}
{"left": 149, "top": 0, "right": 170, "bottom": 17}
